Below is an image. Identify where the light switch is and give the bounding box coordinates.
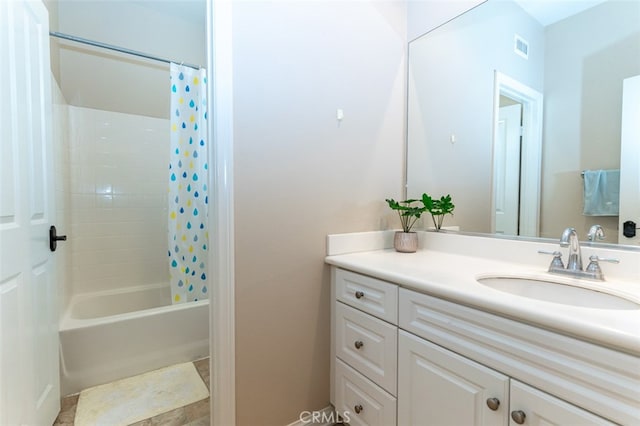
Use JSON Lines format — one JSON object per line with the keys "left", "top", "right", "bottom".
{"left": 336, "top": 109, "right": 344, "bottom": 121}
{"left": 450, "top": 133, "right": 456, "bottom": 144}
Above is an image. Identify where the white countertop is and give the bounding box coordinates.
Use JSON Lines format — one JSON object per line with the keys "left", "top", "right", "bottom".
{"left": 326, "top": 244, "right": 640, "bottom": 356}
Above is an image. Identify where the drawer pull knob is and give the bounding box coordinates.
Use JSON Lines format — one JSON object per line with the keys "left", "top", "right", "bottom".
{"left": 486, "top": 398, "right": 500, "bottom": 411}
{"left": 511, "top": 410, "right": 526, "bottom": 424}
{"left": 354, "top": 404, "right": 363, "bottom": 414}
{"left": 355, "top": 291, "right": 365, "bottom": 299}
{"left": 354, "top": 340, "right": 364, "bottom": 349}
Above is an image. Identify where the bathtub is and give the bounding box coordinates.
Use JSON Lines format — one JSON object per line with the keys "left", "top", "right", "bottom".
{"left": 59, "top": 283, "right": 209, "bottom": 396}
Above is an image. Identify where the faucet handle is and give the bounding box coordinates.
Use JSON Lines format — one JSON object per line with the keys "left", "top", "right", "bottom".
{"left": 587, "top": 255, "right": 620, "bottom": 264}
{"left": 538, "top": 250, "right": 559, "bottom": 255}
{"left": 538, "top": 250, "right": 564, "bottom": 270}
{"left": 585, "top": 255, "right": 620, "bottom": 281}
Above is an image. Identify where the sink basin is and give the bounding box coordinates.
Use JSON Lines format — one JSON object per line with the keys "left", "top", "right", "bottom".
{"left": 477, "top": 276, "right": 639, "bottom": 310}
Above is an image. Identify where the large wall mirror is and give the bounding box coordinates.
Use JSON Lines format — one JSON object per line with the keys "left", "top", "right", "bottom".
{"left": 407, "top": 0, "right": 640, "bottom": 247}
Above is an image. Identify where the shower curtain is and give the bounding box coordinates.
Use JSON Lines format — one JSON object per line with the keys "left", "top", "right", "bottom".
{"left": 168, "top": 63, "right": 209, "bottom": 303}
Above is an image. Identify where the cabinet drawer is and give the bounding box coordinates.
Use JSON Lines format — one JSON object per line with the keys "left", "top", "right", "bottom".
{"left": 334, "top": 358, "right": 397, "bottom": 426}
{"left": 335, "top": 268, "right": 398, "bottom": 324}
{"left": 335, "top": 302, "right": 397, "bottom": 395}
{"left": 510, "top": 380, "right": 616, "bottom": 425}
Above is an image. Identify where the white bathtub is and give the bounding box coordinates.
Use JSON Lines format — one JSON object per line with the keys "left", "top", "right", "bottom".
{"left": 59, "top": 283, "right": 209, "bottom": 395}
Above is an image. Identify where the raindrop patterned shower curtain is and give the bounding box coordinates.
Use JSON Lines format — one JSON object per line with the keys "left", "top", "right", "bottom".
{"left": 168, "top": 63, "right": 209, "bottom": 303}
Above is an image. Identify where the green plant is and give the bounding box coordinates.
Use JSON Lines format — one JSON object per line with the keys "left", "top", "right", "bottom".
{"left": 385, "top": 198, "right": 427, "bottom": 233}
{"left": 422, "top": 193, "right": 455, "bottom": 230}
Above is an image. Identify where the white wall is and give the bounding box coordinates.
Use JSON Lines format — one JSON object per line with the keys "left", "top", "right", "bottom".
{"left": 540, "top": 0, "right": 640, "bottom": 241}
{"left": 66, "top": 107, "right": 169, "bottom": 295}
{"left": 232, "top": 1, "right": 407, "bottom": 424}
{"left": 406, "top": 0, "right": 544, "bottom": 232}
{"left": 53, "top": 0, "right": 205, "bottom": 119}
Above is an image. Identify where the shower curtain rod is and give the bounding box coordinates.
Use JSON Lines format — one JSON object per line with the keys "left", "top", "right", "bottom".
{"left": 49, "top": 31, "right": 200, "bottom": 70}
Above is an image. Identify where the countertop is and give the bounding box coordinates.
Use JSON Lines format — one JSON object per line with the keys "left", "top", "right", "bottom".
{"left": 326, "top": 248, "right": 640, "bottom": 355}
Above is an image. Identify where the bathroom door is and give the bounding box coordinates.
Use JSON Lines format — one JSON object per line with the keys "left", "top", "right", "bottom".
{"left": 619, "top": 75, "right": 640, "bottom": 245}
{"left": 0, "top": 1, "right": 60, "bottom": 425}
{"left": 494, "top": 103, "right": 522, "bottom": 235}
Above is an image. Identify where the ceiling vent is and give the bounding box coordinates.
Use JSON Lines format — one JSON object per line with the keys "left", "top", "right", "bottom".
{"left": 514, "top": 34, "right": 529, "bottom": 59}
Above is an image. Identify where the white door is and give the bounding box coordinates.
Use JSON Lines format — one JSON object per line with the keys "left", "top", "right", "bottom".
{"left": 509, "top": 381, "right": 615, "bottom": 425}
{"left": 619, "top": 75, "right": 640, "bottom": 245}
{"left": 398, "top": 330, "right": 509, "bottom": 426}
{"left": 0, "top": 1, "right": 60, "bottom": 425}
{"left": 494, "top": 103, "right": 522, "bottom": 235}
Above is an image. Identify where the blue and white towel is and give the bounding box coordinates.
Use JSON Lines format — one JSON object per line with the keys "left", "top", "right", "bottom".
{"left": 582, "top": 169, "right": 620, "bottom": 216}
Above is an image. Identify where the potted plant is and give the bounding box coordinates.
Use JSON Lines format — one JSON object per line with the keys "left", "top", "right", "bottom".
{"left": 422, "top": 193, "right": 455, "bottom": 230}
{"left": 385, "top": 198, "right": 426, "bottom": 252}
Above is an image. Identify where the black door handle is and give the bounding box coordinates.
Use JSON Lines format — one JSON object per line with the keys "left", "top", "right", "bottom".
{"left": 49, "top": 225, "right": 67, "bottom": 252}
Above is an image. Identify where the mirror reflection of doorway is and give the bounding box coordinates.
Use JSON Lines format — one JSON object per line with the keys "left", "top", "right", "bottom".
{"left": 492, "top": 71, "right": 543, "bottom": 237}
{"left": 495, "top": 97, "right": 523, "bottom": 235}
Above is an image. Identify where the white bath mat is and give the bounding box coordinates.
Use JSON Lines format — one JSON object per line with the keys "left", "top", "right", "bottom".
{"left": 74, "top": 362, "right": 209, "bottom": 426}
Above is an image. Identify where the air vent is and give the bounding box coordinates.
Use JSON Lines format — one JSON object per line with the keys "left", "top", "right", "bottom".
{"left": 514, "top": 34, "right": 529, "bottom": 59}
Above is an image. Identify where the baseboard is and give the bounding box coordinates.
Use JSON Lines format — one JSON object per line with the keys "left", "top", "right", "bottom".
{"left": 286, "top": 405, "right": 338, "bottom": 426}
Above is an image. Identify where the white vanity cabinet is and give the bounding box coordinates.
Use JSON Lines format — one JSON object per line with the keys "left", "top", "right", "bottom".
{"left": 331, "top": 268, "right": 398, "bottom": 426}
{"left": 330, "top": 267, "right": 638, "bottom": 426}
{"left": 398, "top": 330, "right": 509, "bottom": 425}
{"left": 398, "top": 330, "right": 616, "bottom": 425}
{"left": 398, "top": 287, "right": 635, "bottom": 425}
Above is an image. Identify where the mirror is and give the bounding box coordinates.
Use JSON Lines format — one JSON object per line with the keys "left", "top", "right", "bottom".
{"left": 407, "top": 0, "right": 640, "bottom": 247}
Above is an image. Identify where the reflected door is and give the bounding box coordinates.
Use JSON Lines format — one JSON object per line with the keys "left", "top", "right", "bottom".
{"left": 0, "top": 1, "right": 60, "bottom": 424}
{"left": 619, "top": 75, "right": 640, "bottom": 245}
{"left": 494, "top": 104, "right": 522, "bottom": 235}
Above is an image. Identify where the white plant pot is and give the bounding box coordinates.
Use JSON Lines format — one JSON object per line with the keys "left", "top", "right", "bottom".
{"left": 394, "top": 231, "right": 418, "bottom": 253}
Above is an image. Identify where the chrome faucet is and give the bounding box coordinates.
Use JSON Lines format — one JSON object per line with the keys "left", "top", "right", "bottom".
{"left": 560, "top": 227, "right": 582, "bottom": 271}
{"left": 538, "top": 226, "right": 619, "bottom": 281}
{"left": 587, "top": 224, "right": 605, "bottom": 242}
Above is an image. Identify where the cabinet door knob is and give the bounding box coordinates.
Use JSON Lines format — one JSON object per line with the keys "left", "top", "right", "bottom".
{"left": 511, "top": 410, "right": 526, "bottom": 424}
{"left": 486, "top": 397, "right": 500, "bottom": 411}
{"left": 354, "top": 340, "right": 364, "bottom": 349}
{"left": 354, "top": 404, "right": 363, "bottom": 414}
{"left": 355, "top": 291, "right": 365, "bottom": 299}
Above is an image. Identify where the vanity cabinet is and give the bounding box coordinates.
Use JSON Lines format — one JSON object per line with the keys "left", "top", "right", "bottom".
{"left": 398, "top": 330, "right": 615, "bottom": 425}
{"left": 331, "top": 267, "right": 637, "bottom": 426}
{"left": 398, "top": 330, "right": 508, "bottom": 425}
{"left": 331, "top": 269, "right": 398, "bottom": 426}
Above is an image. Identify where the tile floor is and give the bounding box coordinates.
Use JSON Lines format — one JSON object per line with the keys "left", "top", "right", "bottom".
{"left": 53, "top": 358, "right": 210, "bottom": 426}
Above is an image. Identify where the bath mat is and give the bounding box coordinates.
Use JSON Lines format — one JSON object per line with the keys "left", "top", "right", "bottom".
{"left": 74, "top": 362, "right": 209, "bottom": 426}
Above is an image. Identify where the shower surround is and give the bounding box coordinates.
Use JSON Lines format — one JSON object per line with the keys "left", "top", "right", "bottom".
{"left": 55, "top": 101, "right": 208, "bottom": 395}
{"left": 67, "top": 106, "right": 169, "bottom": 295}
